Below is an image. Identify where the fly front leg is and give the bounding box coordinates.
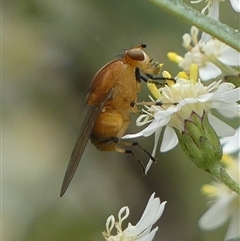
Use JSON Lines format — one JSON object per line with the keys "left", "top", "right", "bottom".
{"left": 140, "top": 73, "right": 176, "bottom": 86}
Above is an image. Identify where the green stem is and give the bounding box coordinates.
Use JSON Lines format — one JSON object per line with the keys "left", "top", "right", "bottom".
{"left": 208, "top": 164, "right": 240, "bottom": 194}
{"left": 148, "top": 0, "right": 240, "bottom": 52}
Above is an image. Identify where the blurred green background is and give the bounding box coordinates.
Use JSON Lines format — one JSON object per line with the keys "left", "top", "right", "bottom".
{"left": 3, "top": 0, "right": 238, "bottom": 240}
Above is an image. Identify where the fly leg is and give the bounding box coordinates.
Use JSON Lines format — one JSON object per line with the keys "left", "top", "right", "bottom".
{"left": 140, "top": 73, "right": 176, "bottom": 86}
{"left": 118, "top": 139, "right": 157, "bottom": 163}
{"left": 98, "top": 136, "right": 156, "bottom": 174}
{"left": 114, "top": 146, "right": 146, "bottom": 174}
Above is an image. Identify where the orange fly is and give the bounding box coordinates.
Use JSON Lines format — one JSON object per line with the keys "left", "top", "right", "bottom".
{"left": 60, "top": 44, "right": 161, "bottom": 196}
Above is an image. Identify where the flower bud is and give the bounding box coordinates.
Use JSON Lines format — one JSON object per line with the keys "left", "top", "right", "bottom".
{"left": 175, "top": 111, "right": 223, "bottom": 170}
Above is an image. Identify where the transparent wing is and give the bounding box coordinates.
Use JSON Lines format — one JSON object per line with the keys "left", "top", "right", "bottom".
{"left": 60, "top": 88, "right": 114, "bottom": 196}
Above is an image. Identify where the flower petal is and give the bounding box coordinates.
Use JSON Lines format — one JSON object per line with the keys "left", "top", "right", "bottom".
{"left": 179, "top": 97, "right": 198, "bottom": 106}
{"left": 160, "top": 126, "right": 178, "bottom": 152}
{"left": 224, "top": 211, "right": 240, "bottom": 240}
{"left": 122, "top": 131, "right": 145, "bottom": 139}
{"left": 151, "top": 128, "right": 162, "bottom": 157}
{"left": 145, "top": 128, "right": 162, "bottom": 174}
{"left": 199, "top": 62, "right": 221, "bottom": 81}
{"left": 143, "top": 118, "right": 169, "bottom": 137}
{"left": 197, "top": 93, "right": 214, "bottom": 102}
{"left": 230, "top": 0, "right": 240, "bottom": 12}
{"left": 138, "top": 227, "right": 158, "bottom": 241}
{"left": 219, "top": 87, "right": 240, "bottom": 103}
{"left": 154, "top": 109, "right": 174, "bottom": 119}
{"left": 123, "top": 225, "right": 138, "bottom": 238}
{"left": 136, "top": 193, "right": 156, "bottom": 226}
{"left": 221, "top": 127, "right": 240, "bottom": 154}
{"left": 211, "top": 83, "right": 237, "bottom": 102}
{"left": 206, "top": 0, "right": 219, "bottom": 20}
{"left": 199, "top": 193, "right": 236, "bottom": 230}
{"left": 210, "top": 102, "right": 239, "bottom": 118}
{"left": 208, "top": 114, "right": 236, "bottom": 137}
{"left": 135, "top": 194, "right": 166, "bottom": 234}
{"left": 217, "top": 46, "right": 240, "bottom": 66}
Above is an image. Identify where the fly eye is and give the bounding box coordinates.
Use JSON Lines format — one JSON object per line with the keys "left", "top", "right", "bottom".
{"left": 126, "top": 49, "right": 145, "bottom": 61}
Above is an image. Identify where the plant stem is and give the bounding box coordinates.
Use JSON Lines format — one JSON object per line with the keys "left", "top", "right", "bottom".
{"left": 208, "top": 164, "right": 240, "bottom": 194}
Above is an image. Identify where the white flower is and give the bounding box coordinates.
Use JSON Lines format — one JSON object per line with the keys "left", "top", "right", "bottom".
{"left": 123, "top": 65, "right": 240, "bottom": 173}
{"left": 168, "top": 27, "right": 240, "bottom": 81}
{"left": 199, "top": 156, "right": 240, "bottom": 240}
{"left": 102, "top": 193, "right": 167, "bottom": 241}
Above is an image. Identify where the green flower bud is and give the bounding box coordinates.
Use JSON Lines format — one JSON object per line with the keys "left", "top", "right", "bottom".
{"left": 175, "top": 111, "right": 223, "bottom": 170}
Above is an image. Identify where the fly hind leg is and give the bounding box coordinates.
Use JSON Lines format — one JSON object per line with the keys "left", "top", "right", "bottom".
{"left": 114, "top": 145, "right": 146, "bottom": 174}
{"left": 98, "top": 136, "right": 151, "bottom": 174}
{"left": 119, "top": 140, "right": 157, "bottom": 162}
{"left": 111, "top": 137, "right": 157, "bottom": 174}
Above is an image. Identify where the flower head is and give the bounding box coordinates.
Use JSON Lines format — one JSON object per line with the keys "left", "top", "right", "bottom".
{"left": 168, "top": 27, "right": 240, "bottom": 81}
{"left": 123, "top": 64, "right": 239, "bottom": 173}
{"left": 102, "top": 193, "right": 166, "bottom": 241}
{"left": 199, "top": 156, "right": 240, "bottom": 240}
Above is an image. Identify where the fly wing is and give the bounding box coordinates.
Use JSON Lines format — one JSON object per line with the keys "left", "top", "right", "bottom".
{"left": 60, "top": 88, "right": 114, "bottom": 197}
